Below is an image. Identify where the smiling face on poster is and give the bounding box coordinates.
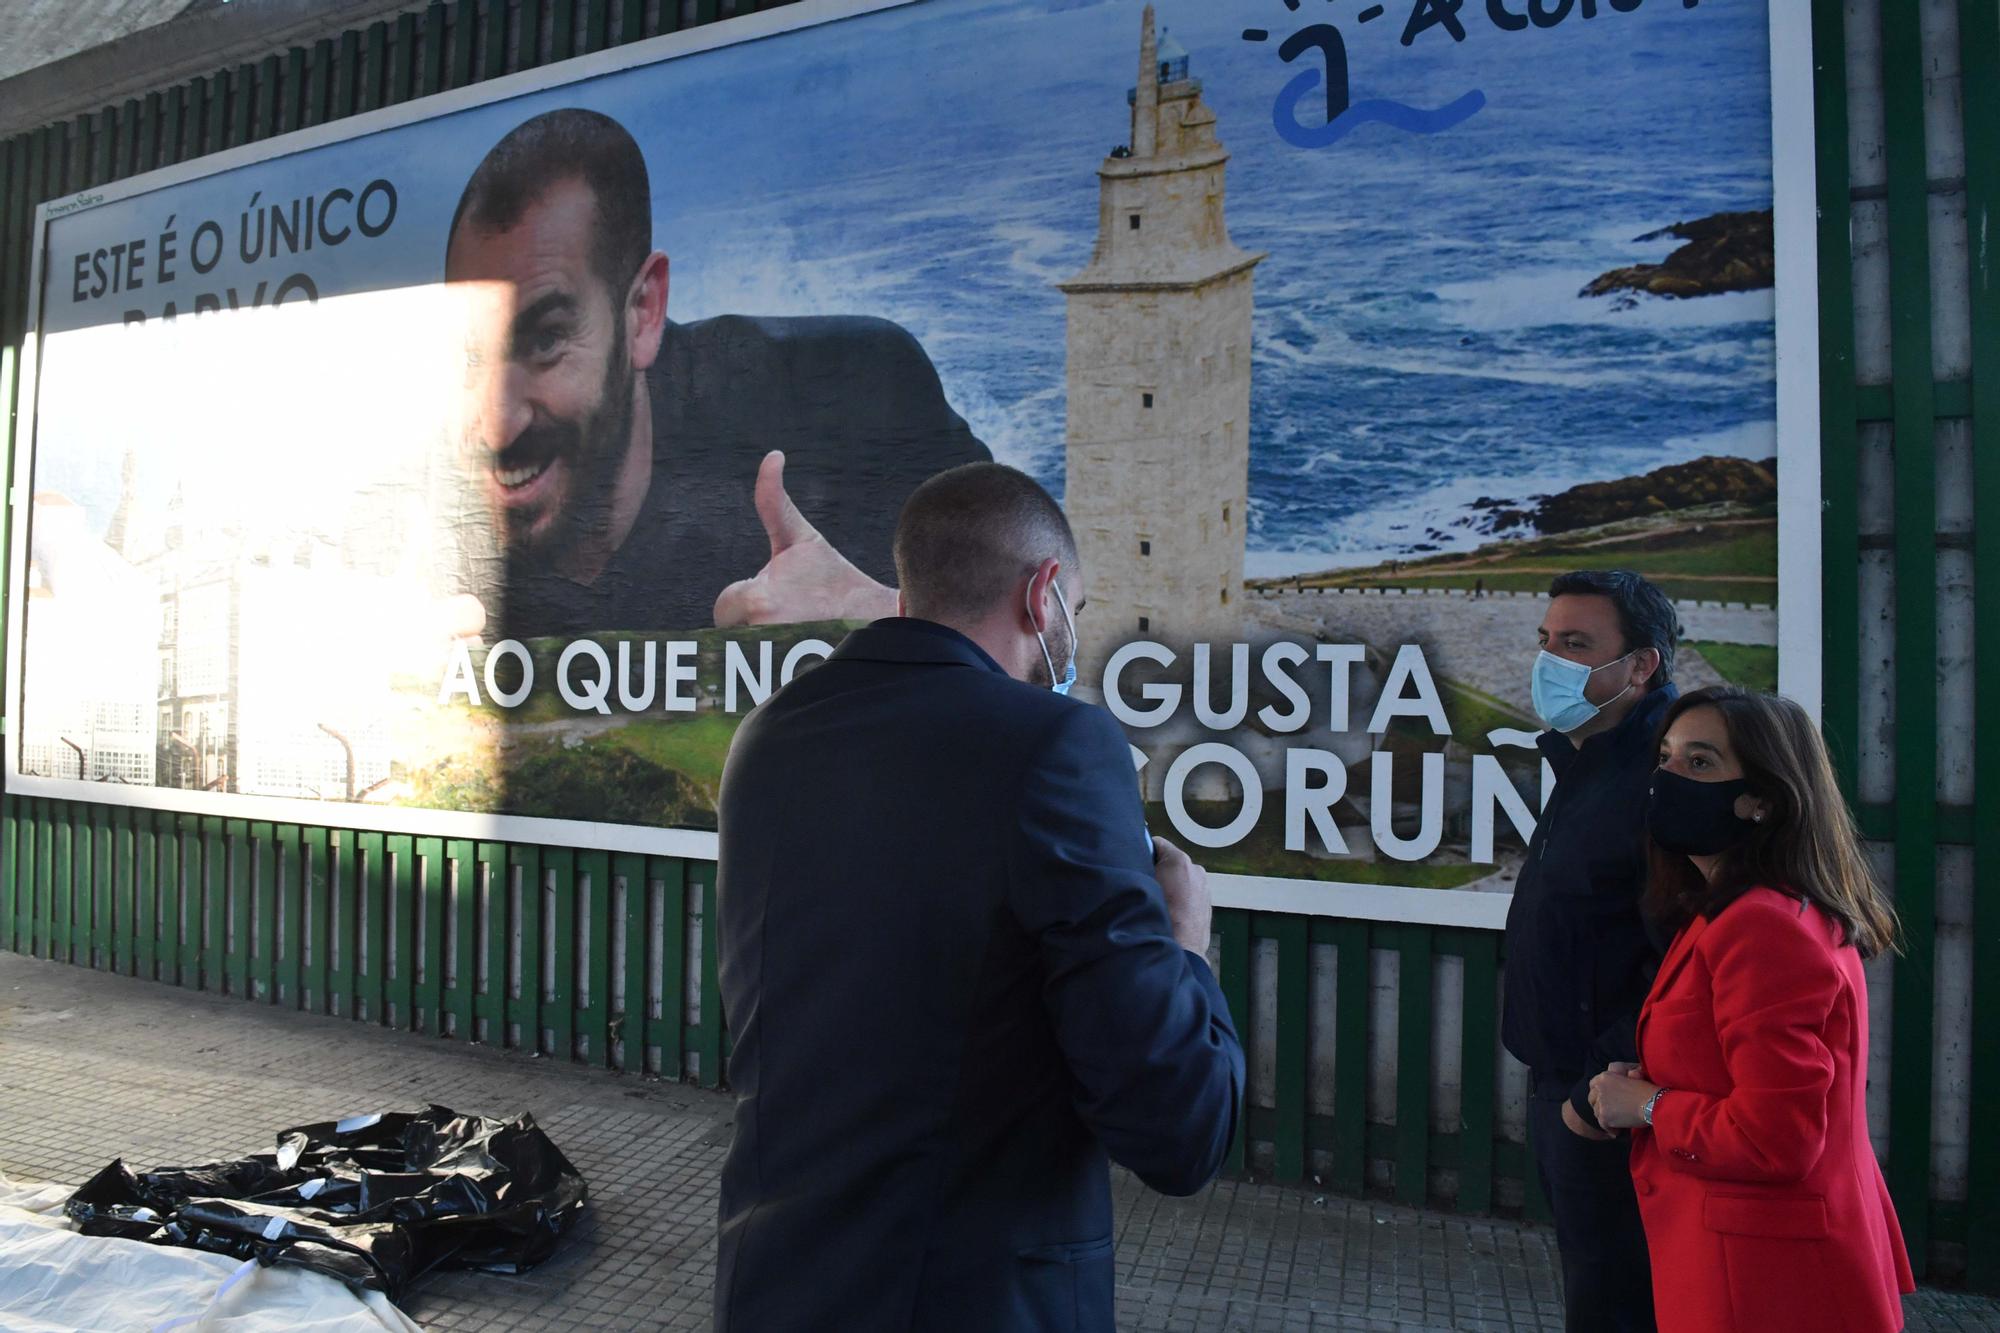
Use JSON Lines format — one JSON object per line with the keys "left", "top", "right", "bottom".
{"left": 10, "top": 0, "right": 1803, "bottom": 920}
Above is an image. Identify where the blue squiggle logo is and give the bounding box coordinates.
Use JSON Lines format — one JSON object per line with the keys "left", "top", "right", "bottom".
{"left": 1272, "top": 68, "right": 1486, "bottom": 148}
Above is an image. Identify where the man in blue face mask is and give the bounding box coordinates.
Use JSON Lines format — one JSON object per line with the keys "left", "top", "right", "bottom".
{"left": 1503, "top": 569, "right": 1679, "bottom": 1333}
{"left": 714, "top": 462, "right": 1244, "bottom": 1333}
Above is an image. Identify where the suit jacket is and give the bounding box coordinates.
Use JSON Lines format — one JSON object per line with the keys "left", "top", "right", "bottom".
{"left": 713, "top": 619, "right": 1244, "bottom": 1333}
{"left": 1631, "top": 886, "right": 1913, "bottom": 1332}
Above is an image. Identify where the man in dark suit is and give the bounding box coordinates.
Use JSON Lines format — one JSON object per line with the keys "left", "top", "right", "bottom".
{"left": 714, "top": 463, "right": 1245, "bottom": 1332}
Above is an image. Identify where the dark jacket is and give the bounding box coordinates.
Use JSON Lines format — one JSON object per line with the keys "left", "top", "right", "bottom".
{"left": 714, "top": 619, "right": 1244, "bottom": 1333}
{"left": 1501, "top": 683, "right": 1677, "bottom": 1127}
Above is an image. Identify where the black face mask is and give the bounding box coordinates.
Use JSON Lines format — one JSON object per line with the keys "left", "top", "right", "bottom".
{"left": 1647, "top": 769, "right": 1757, "bottom": 857}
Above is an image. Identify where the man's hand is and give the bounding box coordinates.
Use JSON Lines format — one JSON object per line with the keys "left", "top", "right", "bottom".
{"left": 1562, "top": 1099, "right": 1616, "bottom": 1141}
{"left": 712, "top": 451, "right": 900, "bottom": 627}
{"left": 1152, "top": 836, "right": 1213, "bottom": 956}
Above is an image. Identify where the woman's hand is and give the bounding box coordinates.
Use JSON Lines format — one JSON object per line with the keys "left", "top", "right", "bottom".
{"left": 1589, "top": 1064, "right": 1660, "bottom": 1132}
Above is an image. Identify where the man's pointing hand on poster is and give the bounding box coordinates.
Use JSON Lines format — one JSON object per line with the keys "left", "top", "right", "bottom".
{"left": 712, "top": 450, "right": 901, "bottom": 627}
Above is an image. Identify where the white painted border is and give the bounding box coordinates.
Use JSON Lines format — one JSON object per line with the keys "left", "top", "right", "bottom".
{"left": 5, "top": 0, "right": 1818, "bottom": 930}
{"left": 1770, "top": 0, "right": 1824, "bottom": 723}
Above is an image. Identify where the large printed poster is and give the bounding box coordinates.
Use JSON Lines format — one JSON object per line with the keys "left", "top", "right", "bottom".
{"left": 13, "top": 0, "right": 1802, "bottom": 919}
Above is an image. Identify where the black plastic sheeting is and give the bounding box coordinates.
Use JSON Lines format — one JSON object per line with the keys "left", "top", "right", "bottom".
{"left": 63, "top": 1104, "right": 587, "bottom": 1298}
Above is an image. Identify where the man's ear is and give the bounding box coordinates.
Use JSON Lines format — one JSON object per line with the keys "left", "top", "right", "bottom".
{"left": 626, "top": 251, "right": 670, "bottom": 372}
{"left": 1025, "top": 559, "right": 1061, "bottom": 635}
{"left": 1632, "top": 646, "right": 1662, "bottom": 689}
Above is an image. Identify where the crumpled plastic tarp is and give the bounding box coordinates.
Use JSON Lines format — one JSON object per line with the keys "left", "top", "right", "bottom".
{"left": 62, "top": 1104, "right": 587, "bottom": 1300}
{"left": 0, "top": 1170, "right": 420, "bottom": 1332}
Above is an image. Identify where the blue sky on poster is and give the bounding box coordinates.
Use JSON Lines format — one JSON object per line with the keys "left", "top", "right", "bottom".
{"left": 37, "top": 0, "right": 1776, "bottom": 571}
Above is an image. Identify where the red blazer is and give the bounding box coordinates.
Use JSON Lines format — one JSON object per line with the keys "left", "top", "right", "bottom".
{"left": 1631, "top": 886, "right": 1913, "bottom": 1333}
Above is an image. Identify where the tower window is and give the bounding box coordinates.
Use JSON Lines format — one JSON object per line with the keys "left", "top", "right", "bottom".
{"left": 1223, "top": 503, "right": 1231, "bottom": 528}
{"left": 1129, "top": 213, "right": 1142, "bottom": 231}
{"left": 1138, "top": 616, "right": 1151, "bottom": 633}
{"left": 1140, "top": 539, "right": 1152, "bottom": 556}
{"left": 1221, "top": 588, "right": 1230, "bottom": 606}
{"left": 1142, "top": 392, "right": 1154, "bottom": 409}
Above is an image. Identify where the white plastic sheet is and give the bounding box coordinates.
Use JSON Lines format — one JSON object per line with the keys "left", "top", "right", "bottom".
{"left": 0, "top": 1173, "right": 422, "bottom": 1333}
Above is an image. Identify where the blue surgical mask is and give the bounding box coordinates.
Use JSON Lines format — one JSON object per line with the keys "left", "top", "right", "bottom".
{"left": 1530, "top": 649, "right": 1634, "bottom": 734}
{"left": 1031, "top": 580, "right": 1079, "bottom": 696}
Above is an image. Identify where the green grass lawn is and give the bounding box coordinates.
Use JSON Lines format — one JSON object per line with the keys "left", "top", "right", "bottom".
{"left": 1271, "top": 517, "right": 1777, "bottom": 607}
{"left": 1684, "top": 640, "right": 1779, "bottom": 692}
{"left": 594, "top": 712, "right": 743, "bottom": 792}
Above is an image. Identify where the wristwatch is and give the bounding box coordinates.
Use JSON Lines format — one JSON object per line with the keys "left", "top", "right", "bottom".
{"left": 1642, "top": 1087, "right": 1669, "bottom": 1128}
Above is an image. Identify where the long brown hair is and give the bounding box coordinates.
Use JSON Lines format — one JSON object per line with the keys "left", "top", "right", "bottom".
{"left": 1643, "top": 686, "right": 1900, "bottom": 958}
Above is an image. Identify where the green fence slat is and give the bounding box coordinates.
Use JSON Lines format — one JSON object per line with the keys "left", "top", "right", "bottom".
{"left": 616, "top": 851, "right": 646, "bottom": 1071}
{"left": 92, "top": 812, "right": 114, "bottom": 970}
{"left": 1961, "top": 0, "right": 2000, "bottom": 1290}
{"left": 520, "top": 0, "right": 547, "bottom": 67}
{"left": 51, "top": 802, "right": 73, "bottom": 963}
{"left": 510, "top": 847, "right": 542, "bottom": 1049}
{"left": 478, "top": 0, "right": 508, "bottom": 82}
{"left": 200, "top": 817, "right": 224, "bottom": 989}
{"left": 357, "top": 830, "right": 385, "bottom": 1021}
{"left": 33, "top": 800, "right": 53, "bottom": 961}
{"left": 551, "top": 0, "right": 575, "bottom": 62}
{"left": 421, "top": 5, "right": 447, "bottom": 95}
{"left": 1396, "top": 925, "right": 1434, "bottom": 1206}
{"left": 617, "top": 0, "right": 643, "bottom": 46}
{"left": 88, "top": 107, "right": 111, "bottom": 186}
{"left": 548, "top": 848, "right": 576, "bottom": 1058}
{"left": 1454, "top": 930, "right": 1498, "bottom": 1214}
{"left": 280, "top": 826, "right": 305, "bottom": 1007}
{"left": 583, "top": 0, "right": 609, "bottom": 54}
{"left": 447, "top": 838, "right": 476, "bottom": 1037}
{"left": 1265, "top": 914, "right": 1308, "bottom": 1182}
{"left": 304, "top": 40, "right": 331, "bottom": 128}
{"left": 229, "top": 64, "right": 253, "bottom": 148}
{"left": 695, "top": 861, "right": 722, "bottom": 1087}
{"left": 256, "top": 55, "right": 278, "bottom": 142}
{"left": 280, "top": 48, "right": 305, "bottom": 135}
{"left": 304, "top": 828, "right": 330, "bottom": 1013}
{"left": 130, "top": 806, "right": 153, "bottom": 977}
{"left": 386, "top": 834, "right": 415, "bottom": 1027}
{"left": 1215, "top": 908, "right": 1250, "bottom": 1174}
{"left": 201, "top": 73, "right": 225, "bottom": 156}
{"left": 226, "top": 819, "right": 250, "bottom": 996}
{"left": 329, "top": 830, "right": 355, "bottom": 1014}
{"left": 692, "top": 0, "right": 717, "bottom": 30}
{"left": 415, "top": 837, "right": 444, "bottom": 1032}
{"left": 449, "top": 2, "right": 476, "bottom": 88}
{"left": 72, "top": 807, "right": 94, "bottom": 967}
{"left": 112, "top": 808, "right": 134, "bottom": 974}
{"left": 1880, "top": 1, "right": 1939, "bottom": 1273}
{"left": 580, "top": 849, "right": 610, "bottom": 1063}
{"left": 391, "top": 13, "right": 417, "bottom": 104}
{"left": 333, "top": 30, "right": 359, "bottom": 122}
{"left": 1, "top": 796, "right": 19, "bottom": 955}
{"left": 172, "top": 813, "right": 198, "bottom": 984}
{"left": 246, "top": 822, "right": 273, "bottom": 1000}
{"left": 651, "top": 856, "right": 686, "bottom": 1078}
{"left": 153, "top": 810, "right": 181, "bottom": 980}
{"left": 361, "top": 22, "right": 387, "bottom": 113}
{"left": 1329, "top": 920, "right": 1369, "bottom": 1194}
{"left": 1, "top": 796, "right": 21, "bottom": 954}
{"left": 478, "top": 842, "right": 508, "bottom": 1041}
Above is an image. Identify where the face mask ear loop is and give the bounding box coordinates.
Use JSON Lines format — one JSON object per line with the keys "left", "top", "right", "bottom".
{"left": 1028, "top": 577, "right": 1059, "bottom": 686}
{"left": 1051, "top": 581, "right": 1078, "bottom": 684}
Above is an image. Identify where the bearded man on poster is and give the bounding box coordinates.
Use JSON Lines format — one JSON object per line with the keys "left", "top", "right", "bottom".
{"left": 713, "top": 463, "right": 1243, "bottom": 1331}
{"left": 443, "top": 108, "right": 986, "bottom": 640}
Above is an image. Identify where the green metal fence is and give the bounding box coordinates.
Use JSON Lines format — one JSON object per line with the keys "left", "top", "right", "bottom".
{"left": 0, "top": 0, "right": 1994, "bottom": 1286}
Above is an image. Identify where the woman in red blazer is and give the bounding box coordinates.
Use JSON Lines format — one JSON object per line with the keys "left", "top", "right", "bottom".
{"left": 1589, "top": 686, "right": 1912, "bottom": 1333}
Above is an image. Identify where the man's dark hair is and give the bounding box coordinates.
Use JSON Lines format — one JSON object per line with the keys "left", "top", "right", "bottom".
{"left": 446, "top": 109, "right": 652, "bottom": 298}
{"left": 895, "top": 464, "right": 1079, "bottom": 624}
{"left": 1547, "top": 569, "right": 1679, "bottom": 686}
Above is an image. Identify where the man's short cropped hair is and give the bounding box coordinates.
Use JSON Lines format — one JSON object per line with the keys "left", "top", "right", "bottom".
{"left": 895, "top": 464, "right": 1079, "bottom": 624}
{"left": 1547, "top": 569, "right": 1679, "bottom": 686}
{"left": 446, "top": 109, "right": 652, "bottom": 299}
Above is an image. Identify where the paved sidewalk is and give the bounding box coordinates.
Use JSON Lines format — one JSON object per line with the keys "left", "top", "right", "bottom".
{"left": 2, "top": 951, "right": 1993, "bottom": 1332}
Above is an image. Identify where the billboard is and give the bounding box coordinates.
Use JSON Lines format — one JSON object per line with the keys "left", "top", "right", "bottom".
{"left": 8, "top": 0, "right": 1818, "bottom": 925}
